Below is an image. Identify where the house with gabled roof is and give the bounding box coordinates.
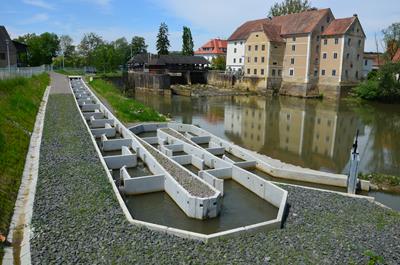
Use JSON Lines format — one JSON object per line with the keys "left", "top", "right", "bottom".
{"left": 226, "top": 8, "right": 366, "bottom": 98}
{"left": 194, "top": 38, "right": 227, "bottom": 63}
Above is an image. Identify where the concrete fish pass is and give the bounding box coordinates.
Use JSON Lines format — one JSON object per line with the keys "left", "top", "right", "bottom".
{"left": 68, "top": 76, "right": 288, "bottom": 241}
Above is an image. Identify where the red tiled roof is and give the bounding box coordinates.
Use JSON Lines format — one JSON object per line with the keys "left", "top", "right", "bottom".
{"left": 322, "top": 17, "right": 356, "bottom": 36}
{"left": 228, "top": 8, "right": 331, "bottom": 41}
{"left": 392, "top": 48, "right": 400, "bottom": 63}
{"left": 194, "top": 39, "right": 227, "bottom": 55}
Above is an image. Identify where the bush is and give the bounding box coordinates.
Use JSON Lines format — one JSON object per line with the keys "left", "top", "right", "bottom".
{"left": 353, "top": 62, "right": 400, "bottom": 102}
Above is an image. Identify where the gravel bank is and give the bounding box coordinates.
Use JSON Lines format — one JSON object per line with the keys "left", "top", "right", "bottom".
{"left": 136, "top": 136, "right": 215, "bottom": 198}
{"left": 31, "top": 94, "right": 400, "bottom": 264}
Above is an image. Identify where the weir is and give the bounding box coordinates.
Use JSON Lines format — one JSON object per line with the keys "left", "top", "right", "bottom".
{"left": 68, "top": 76, "right": 288, "bottom": 241}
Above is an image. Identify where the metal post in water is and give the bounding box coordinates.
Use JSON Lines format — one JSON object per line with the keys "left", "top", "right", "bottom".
{"left": 347, "top": 130, "right": 360, "bottom": 194}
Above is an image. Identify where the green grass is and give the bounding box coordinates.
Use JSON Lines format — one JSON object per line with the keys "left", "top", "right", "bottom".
{"left": 88, "top": 78, "right": 165, "bottom": 123}
{"left": 55, "top": 69, "right": 85, "bottom": 76}
{"left": 359, "top": 172, "right": 400, "bottom": 193}
{"left": 0, "top": 73, "right": 50, "bottom": 258}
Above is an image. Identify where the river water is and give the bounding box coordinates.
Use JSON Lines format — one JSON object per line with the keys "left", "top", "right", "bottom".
{"left": 132, "top": 92, "right": 400, "bottom": 210}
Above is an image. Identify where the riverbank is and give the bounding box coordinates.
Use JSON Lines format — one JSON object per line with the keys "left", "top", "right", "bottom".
{"left": 87, "top": 78, "right": 166, "bottom": 123}
{"left": 171, "top": 84, "right": 259, "bottom": 97}
{"left": 359, "top": 173, "right": 400, "bottom": 193}
{"left": 0, "top": 73, "right": 49, "bottom": 259}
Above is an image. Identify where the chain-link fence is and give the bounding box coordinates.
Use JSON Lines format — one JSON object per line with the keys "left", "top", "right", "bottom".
{"left": 0, "top": 65, "right": 52, "bottom": 80}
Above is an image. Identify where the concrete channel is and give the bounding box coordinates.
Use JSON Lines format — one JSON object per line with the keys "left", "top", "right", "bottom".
{"left": 68, "top": 76, "right": 288, "bottom": 241}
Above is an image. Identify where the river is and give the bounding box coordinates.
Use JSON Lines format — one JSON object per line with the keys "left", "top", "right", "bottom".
{"left": 131, "top": 91, "right": 400, "bottom": 210}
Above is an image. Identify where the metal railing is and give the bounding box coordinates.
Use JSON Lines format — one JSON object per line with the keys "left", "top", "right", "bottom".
{"left": 0, "top": 65, "right": 52, "bottom": 80}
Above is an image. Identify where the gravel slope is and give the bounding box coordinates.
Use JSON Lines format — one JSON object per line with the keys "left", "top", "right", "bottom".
{"left": 31, "top": 94, "right": 400, "bottom": 264}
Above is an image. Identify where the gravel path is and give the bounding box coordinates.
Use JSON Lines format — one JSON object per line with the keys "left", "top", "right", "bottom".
{"left": 49, "top": 72, "right": 71, "bottom": 94}
{"left": 136, "top": 136, "right": 215, "bottom": 198}
{"left": 30, "top": 93, "right": 400, "bottom": 264}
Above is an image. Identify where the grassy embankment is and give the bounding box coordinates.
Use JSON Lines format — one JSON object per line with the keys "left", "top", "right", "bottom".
{"left": 54, "top": 69, "right": 122, "bottom": 78}
{"left": 54, "top": 69, "right": 85, "bottom": 76}
{"left": 359, "top": 173, "right": 400, "bottom": 193}
{"left": 0, "top": 73, "right": 49, "bottom": 258}
{"left": 88, "top": 78, "right": 165, "bottom": 123}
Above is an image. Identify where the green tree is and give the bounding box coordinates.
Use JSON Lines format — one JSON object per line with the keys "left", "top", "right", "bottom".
{"left": 130, "top": 36, "right": 148, "bottom": 56}
{"left": 211, "top": 56, "right": 226, "bottom": 70}
{"left": 59, "top": 35, "right": 74, "bottom": 68}
{"left": 15, "top": 32, "right": 60, "bottom": 66}
{"left": 156, "top": 22, "right": 170, "bottom": 55}
{"left": 79, "top": 32, "right": 104, "bottom": 66}
{"left": 182, "top": 26, "right": 194, "bottom": 56}
{"left": 92, "top": 43, "right": 116, "bottom": 73}
{"left": 268, "top": 0, "right": 313, "bottom": 17}
{"left": 382, "top": 22, "right": 400, "bottom": 59}
{"left": 112, "top": 37, "right": 130, "bottom": 67}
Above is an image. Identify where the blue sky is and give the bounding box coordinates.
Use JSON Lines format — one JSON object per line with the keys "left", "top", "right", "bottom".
{"left": 2, "top": 0, "right": 399, "bottom": 52}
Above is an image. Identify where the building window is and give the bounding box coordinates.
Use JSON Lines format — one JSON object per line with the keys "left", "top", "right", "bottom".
{"left": 240, "top": 41, "right": 243, "bottom": 45}
{"left": 327, "top": 16, "right": 330, "bottom": 23}
{"left": 292, "top": 37, "right": 296, "bottom": 42}
{"left": 357, "top": 54, "right": 360, "bottom": 60}
{"left": 256, "top": 34, "right": 259, "bottom": 37}
{"left": 234, "top": 48, "right": 237, "bottom": 53}
{"left": 321, "top": 26, "right": 324, "bottom": 32}
{"left": 321, "top": 69, "right": 326, "bottom": 76}
{"left": 261, "top": 69, "right": 264, "bottom": 75}
{"left": 254, "top": 69, "right": 257, "bottom": 75}
{"left": 346, "top": 53, "right": 350, "bottom": 59}
{"left": 332, "top": 69, "right": 336, "bottom": 76}
{"left": 316, "top": 45, "right": 319, "bottom": 51}
{"left": 278, "top": 69, "right": 282, "bottom": 76}
{"left": 248, "top": 45, "right": 251, "bottom": 51}
{"left": 233, "top": 58, "right": 236, "bottom": 63}
{"left": 262, "top": 44, "right": 265, "bottom": 51}
{"left": 333, "top": 53, "right": 338, "bottom": 59}
{"left": 314, "top": 70, "right": 318, "bottom": 76}
{"left": 355, "top": 71, "right": 359, "bottom": 78}
{"left": 271, "top": 69, "right": 276, "bottom": 76}
{"left": 323, "top": 53, "right": 327, "bottom": 59}
{"left": 358, "top": 39, "right": 362, "bottom": 47}
{"left": 255, "top": 45, "right": 258, "bottom": 51}
{"left": 254, "top": 57, "right": 258, "bottom": 63}
{"left": 364, "top": 59, "right": 368, "bottom": 66}
{"left": 323, "top": 39, "right": 327, "bottom": 45}
{"left": 292, "top": 45, "right": 296, "bottom": 51}
{"left": 350, "top": 63, "right": 353, "bottom": 68}
{"left": 248, "top": 57, "right": 250, "bottom": 63}
{"left": 291, "top": 58, "right": 295, "bottom": 64}
{"left": 348, "top": 38, "right": 351, "bottom": 46}
{"left": 0, "top": 53, "right": 5, "bottom": 60}
{"left": 289, "top": 69, "right": 294, "bottom": 76}
{"left": 247, "top": 68, "right": 250, "bottom": 74}
{"left": 261, "top": 57, "right": 265, "bottom": 63}
{"left": 335, "top": 38, "right": 339, "bottom": 44}
{"left": 234, "top": 42, "right": 237, "bottom": 45}
{"left": 345, "top": 70, "right": 348, "bottom": 78}
{"left": 317, "top": 35, "right": 320, "bottom": 41}
{"left": 273, "top": 61, "right": 277, "bottom": 65}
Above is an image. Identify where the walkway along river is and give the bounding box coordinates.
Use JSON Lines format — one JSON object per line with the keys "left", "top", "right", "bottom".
{"left": 130, "top": 91, "right": 400, "bottom": 210}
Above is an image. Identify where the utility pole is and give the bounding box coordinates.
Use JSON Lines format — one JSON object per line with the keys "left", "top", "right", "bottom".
{"left": 5, "top": 39, "right": 10, "bottom": 72}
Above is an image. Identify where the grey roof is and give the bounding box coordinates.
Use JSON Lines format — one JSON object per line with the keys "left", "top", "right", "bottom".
{"left": 128, "top": 54, "right": 209, "bottom": 65}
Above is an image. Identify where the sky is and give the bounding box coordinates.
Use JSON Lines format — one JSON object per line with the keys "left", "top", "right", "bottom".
{"left": 1, "top": 0, "right": 399, "bottom": 52}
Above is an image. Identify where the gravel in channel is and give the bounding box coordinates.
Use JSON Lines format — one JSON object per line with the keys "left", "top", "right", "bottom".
{"left": 160, "top": 127, "right": 198, "bottom": 147}
{"left": 136, "top": 136, "right": 215, "bottom": 198}
{"left": 31, "top": 94, "right": 400, "bottom": 264}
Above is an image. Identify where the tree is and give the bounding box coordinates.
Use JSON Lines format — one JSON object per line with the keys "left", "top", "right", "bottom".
{"left": 182, "top": 26, "right": 194, "bottom": 56}
{"left": 14, "top": 32, "right": 59, "bottom": 66}
{"left": 59, "top": 35, "right": 74, "bottom": 68}
{"left": 211, "top": 56, "right": 226, "bottom": 70}
{"left": 382, "top": 22, "right": 400, "bottom": 59}
{"left": 156, "top": 22, "right": 170, "bottom": 55}
{"left": 268, "top": 0, "right": 313, "bottom": 17}
{"left": 130, "top": 36, "right": 147, "bottom": 56}
{"left": 79, "top": 32, "right": 104, "bottom": 66}
{"left": 112, "top": 37, "right": 130, "bottom": 67}
{"left": 92, "top": 43, "right": 116, "bottom": 73}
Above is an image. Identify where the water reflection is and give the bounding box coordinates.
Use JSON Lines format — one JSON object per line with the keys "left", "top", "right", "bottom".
{"left": 133, "top": 92, "right": 400, "bottom": 176}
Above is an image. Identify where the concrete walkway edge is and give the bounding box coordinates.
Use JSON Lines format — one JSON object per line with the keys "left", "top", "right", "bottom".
{"left": 2, "top": 85, "right": 51, "bottom": 265}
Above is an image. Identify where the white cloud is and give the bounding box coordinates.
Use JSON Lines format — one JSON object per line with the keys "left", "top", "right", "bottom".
{"left": 19, "top": 13, "right": 49, "bottom": 24}
{"left": 23, "top": 0, "right": 55, "bottom": 10}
